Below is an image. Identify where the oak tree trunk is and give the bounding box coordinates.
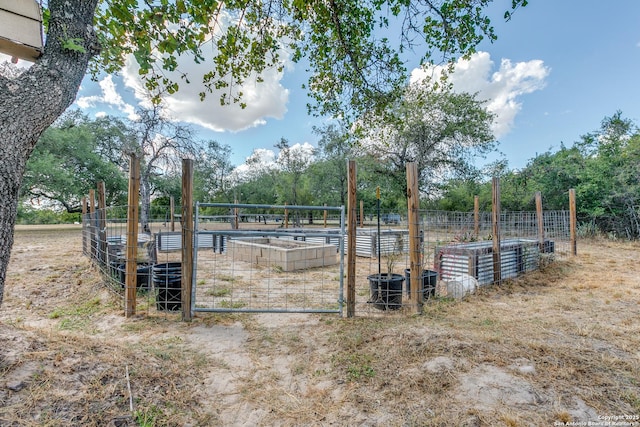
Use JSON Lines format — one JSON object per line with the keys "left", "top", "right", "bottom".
{"left": 0, "top": 0, "right": 99, "bottom": 306}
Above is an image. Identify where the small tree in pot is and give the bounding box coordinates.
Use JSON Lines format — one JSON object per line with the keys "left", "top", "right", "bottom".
{"left": 368, "top": 233, "right": 405, "bottom": 310}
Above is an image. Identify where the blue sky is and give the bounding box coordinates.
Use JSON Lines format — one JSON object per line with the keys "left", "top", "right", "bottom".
{"left": 6, "top": 1, "right": 639, "bottom": 170}
{"left": 477, "top": 0, "right": 640, "bottom": 168}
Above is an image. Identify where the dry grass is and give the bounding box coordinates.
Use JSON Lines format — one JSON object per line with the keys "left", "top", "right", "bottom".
{"left": 2, "top": 226, "right": 640, "bottom": 426}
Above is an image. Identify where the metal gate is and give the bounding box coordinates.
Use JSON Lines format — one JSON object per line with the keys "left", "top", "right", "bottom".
{"left": 190, "top": 203, "right": 345, "bottom": 315}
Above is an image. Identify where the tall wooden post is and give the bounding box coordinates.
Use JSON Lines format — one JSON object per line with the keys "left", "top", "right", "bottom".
{"left": 182, "top": 159, "right": 194, "bottom": 321}
{"left": 89, "top": 189, "right": 96, "bottom": 213}
{"left": 535, "top": 192, "right": 545, "bottom": 251}
{"left": 81, "top": 197, "right": 88, "bottom": 255}
{"left": 233, "top": 199, "right": 239, "bottom": 230}
{"left": 170, "top": 196, "right": 175, "bottom": 232}
{"left": 569, "top": 188, "right": 577, "bottom": 256}
{"left": 97, "top": 181, "right": 107, "bottom": 265}
{"left": 474, "top": 195, "right": 479, "bottom": 238}
{"left": 125, "top": 155, "right": 140, "bottom": 318}
{"left": 323, "top": 203, "right": 328, "bottom": 228}
{"left": 346, "top": 160, "right": 357, "bottom": 317}
{"left": 406, "top": 162, "right": 422, "bottom": 313}
{"left": 284, "top": 202, "right": 289, "bottom": 228}
{"left": 89, "top": 189, "right": 96, "bottom": 261}
{"left": 492, "top": 177, "right": 501, "bottom": 284}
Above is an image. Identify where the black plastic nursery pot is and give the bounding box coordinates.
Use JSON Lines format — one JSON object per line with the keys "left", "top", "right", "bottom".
{"left": 111, "top": 262, "right": 152, "bottom": 290}
{"left": 368, "top": 273, "right": 404, "bottom": 310}
{"left": 153, "top": 262, "right": 182, "bottom": 312}
{"left": 136, "top": 265, "right": 152, "bottom": 290}
{"left": 404, "top": 269, "right": 438, "bottom": 299}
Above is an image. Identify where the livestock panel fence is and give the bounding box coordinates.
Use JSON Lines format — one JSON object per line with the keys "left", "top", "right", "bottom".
{"left": 83, "top": 204, "right": 573, "bottom": 317}
{"left": 82, "top": 203, "right": 347, "bottom": 316}
{"left": 188, "top": 202, "right": 345, "bottom": 314}
{"left": 350, "top": 208, "right": 572, "bottom": 313}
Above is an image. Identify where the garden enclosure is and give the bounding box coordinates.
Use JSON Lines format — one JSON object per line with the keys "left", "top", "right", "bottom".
{"left": 81, "top": 159, "right": 576, "bottom": 319}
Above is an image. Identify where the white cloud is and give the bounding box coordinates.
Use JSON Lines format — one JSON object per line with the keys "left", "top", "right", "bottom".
{"left": 75, "top": 75, "right": 138, "bottom": 120}
{"left": 73, "top": 12, "right": 290, "bottom": 132}
{"left": 231, "top": 142, "right": 315, "bottom": 183}
{"left": 121, "top": 39, "right": 290, "bottom": 132}
{"left": 411, "top": 52, "right": 550, "bottom": 138}
{"left": 245, "top": 147, "right": 277, "bottom": 169}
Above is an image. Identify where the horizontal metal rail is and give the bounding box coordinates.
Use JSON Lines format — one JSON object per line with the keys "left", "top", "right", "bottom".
{"left": 196, "top": 230, "right": 343, "bottom": 239}
{"left": 197, "top": 202, "right": 343, "bottom": 212}
{"left": 193, "top": 307, "right": 341, "bottom": 314}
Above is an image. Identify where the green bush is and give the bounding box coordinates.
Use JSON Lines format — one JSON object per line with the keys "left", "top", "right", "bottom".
{"left": 17, "top": 205, "right": 81, "bottom": 224}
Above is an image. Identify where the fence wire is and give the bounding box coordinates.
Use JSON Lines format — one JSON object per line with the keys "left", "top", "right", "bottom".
{"left": 354, "top": 209, "right": 571, "bottom": 314}
{"left": 83, "top": 205, "right": 571, "bottom": 317}
{"left": 189, "top": 202, "right": 345, "bottom": 314}
{"left": 82, "top": 205, "right": 183, "bottom": 316}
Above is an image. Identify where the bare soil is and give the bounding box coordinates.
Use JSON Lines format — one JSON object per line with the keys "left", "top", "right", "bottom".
{"left": 1, "top": 225, "right": 639, "bottom": 426}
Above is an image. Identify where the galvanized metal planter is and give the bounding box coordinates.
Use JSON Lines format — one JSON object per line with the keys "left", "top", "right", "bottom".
{"left": 434, "top": 238, "right": 554, "bottom": 286}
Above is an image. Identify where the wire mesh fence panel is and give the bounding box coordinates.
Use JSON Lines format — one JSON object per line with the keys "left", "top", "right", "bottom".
{"left": 83, "top": 202, "right": 572, "bottom": 317}
{"left": 354, "top": 208, "right": 573, "bottom": 313}
{"left": 350, "top": 211, "right": 416, "bottom": 315}
{"left": 422, "top": 209, "right": 571, "bottom": 298}
{"left": 192, "top": 203, "right": 345, "bottom": 314}
{"left": 83, "top": 205, "right": 182, "bottom": 315}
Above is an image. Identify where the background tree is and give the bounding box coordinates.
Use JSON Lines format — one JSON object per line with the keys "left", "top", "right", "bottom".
{"left": 273, "top": 139, "right": 315, "bottom": 224}
{"left": 126, "top": 104, "right": 197, "bottom": 232}
{"left": 429, "top": 112, "right": 640, "bottom": 240}
{"left": 0, "top": 0, "right": 528, "bottom": 305}
{"left": 308, "top": 123, "right": 357, "bottom": 207}
{"left": 231, "top": 148, "right": 280, "bottom": 206}
{"left": 432, "top": 170, "right": 484, "bottom": 212}
{"left": 362, "top": 82, "right": 495, "bottom": 199}
{"left": 573, "top": 112, "right": 640, "bottom": 238}
{"left": 21, "top": 111, "right": 128, "bottom": 212}
{"left": 274, "top": 138, "right": 314, "bottom": 205}
{"left": 192, "top": 140, "right": 234, "bottom": 203}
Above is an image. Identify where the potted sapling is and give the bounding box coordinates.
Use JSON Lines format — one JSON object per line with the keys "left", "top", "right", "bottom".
{"left": 368, "top": 233, "right": 405, "bottom": 310}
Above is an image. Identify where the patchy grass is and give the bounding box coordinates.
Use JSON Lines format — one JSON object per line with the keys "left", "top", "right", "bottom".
{"left": 205, "top": 286, "right": 231, "bottom": 297}
{"left": 2, "top": 227, "right": 640, "bottom": 426}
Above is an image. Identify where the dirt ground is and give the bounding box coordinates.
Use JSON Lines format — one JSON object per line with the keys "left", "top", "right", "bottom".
{"left": 1, "top": 225, "right": 639, "bottom": 426}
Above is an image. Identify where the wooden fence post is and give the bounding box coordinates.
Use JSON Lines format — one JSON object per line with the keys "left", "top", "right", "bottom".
{"left": 89, "top": 189, "right": 96, "bottom": 261}
{"left": 535, "top": 192, "right": 545, "bottom": 251}
{"left": 569, "top": 188, "right": 577, "bottom": 256}
{"left": 359, "top": 200, "right": 364, "bottom": 227}
{"left": 170, "top": 196, "right": 175, "bottom": 232}
{"left": 346, "top": 160, "right": 357, "bottom": 317}
{"left": 125, "top": 154, "right": 140, "bottom": 318}
{"left": 233, "top": 199, "right": 239, "bottom": 230}
{"left": 182, "top": 159, "right": 194, "bottom": 321}
{"left": 323, "top": 203, "right": 327, "bottom": 228}
{"left": 284, "top": 202, "right": 289, "bottom": 228}
{"left": 492, "top": 177, "right": 501, "bottom": 284}
{"left": 97, "top": 182, "right": 107, "bottom": 266}
{"left": 474, "top": 195, "right": 479, "bottom": 238}
{"left": 81, "top": 196, "right": 88, "bottom": 255}
{"left": 406, "top": 162, "right": 422, "bottom": 313}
